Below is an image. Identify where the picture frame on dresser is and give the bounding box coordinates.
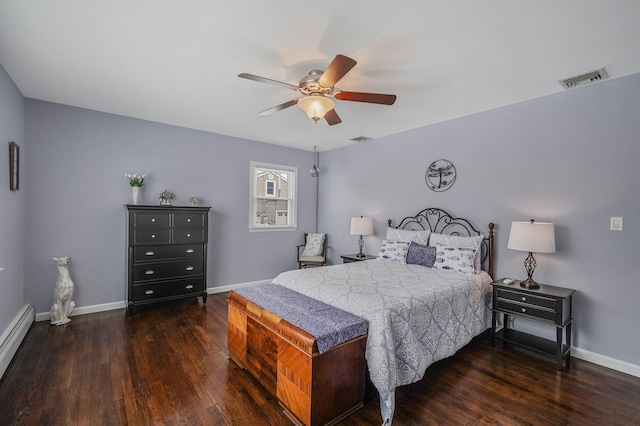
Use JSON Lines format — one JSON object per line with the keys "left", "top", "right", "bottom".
{"left": 9, "top": 141, "right": 19, "bottom": 191}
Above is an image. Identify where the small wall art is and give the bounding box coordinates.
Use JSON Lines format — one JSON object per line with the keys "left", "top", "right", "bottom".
{"left": 425, "top": 159, "right": 456, "bottom": 192}
{"left": 9, "top": 141, "right": 19, "bottom": 191}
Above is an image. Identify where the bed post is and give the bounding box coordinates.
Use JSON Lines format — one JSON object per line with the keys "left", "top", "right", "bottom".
{"left": 488, "top": 223, "right": 495, "bottom": 279}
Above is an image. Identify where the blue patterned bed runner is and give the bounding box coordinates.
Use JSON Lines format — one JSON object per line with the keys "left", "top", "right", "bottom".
{"left": 234, "top": 284, "right": 368, "bottom": 354}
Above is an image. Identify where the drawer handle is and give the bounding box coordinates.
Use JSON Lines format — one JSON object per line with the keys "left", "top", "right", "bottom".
{"left": 151, "top": 218, "right": 156, "bottom": 222}
{"left": 145, "top": 270, "right": 154, "bottom": 275}
{"left": 186, "top": 266, "right": 194, "bottom": 271}
{"left": 145, "top": 251, "right": 155, "bottom": 256}
{"left": 151, "top": 234, "right": 156, "bottom": 239}
{"left": 186, "top": 249, "right": 194, "bottom": 254}
{"left": 185, "top": 284, "right": 194, "bottom": 289}
{"left": 186, "top": 233, "right": 191, "bottom": 237}
{"left": 187, "top": 218, "right": 191, "bottom": 222}
{"left": 145, "top": 290, "right": 154, "bottom": 295}
{"left": 521, "top": 307, "right": 527, "bottom": 313}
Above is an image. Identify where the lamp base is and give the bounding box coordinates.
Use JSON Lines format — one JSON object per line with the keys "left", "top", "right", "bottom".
{"left": 356, "top": 236, "right": 365, "bottom": 258}
{"left": 520, "top": 278, "right": 540, "bottom": 289}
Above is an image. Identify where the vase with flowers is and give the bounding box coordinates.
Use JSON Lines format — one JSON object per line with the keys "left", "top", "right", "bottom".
{"left": 125, "top": 172, "right": 146, "bottom": 205}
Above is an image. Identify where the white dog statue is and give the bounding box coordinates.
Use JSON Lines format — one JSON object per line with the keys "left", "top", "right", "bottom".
{"left": 50, "top": 257, "right": 76, "bottom": 326}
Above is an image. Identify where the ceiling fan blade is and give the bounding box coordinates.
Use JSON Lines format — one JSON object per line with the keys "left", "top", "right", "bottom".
{"left": 238, "top": 73, "right": 299, "bottom": 91}
{"left": 324, "top": 109, "right": 342, "bottom": 126}
{"left": 258, "top": 99, "right": 299, "bottom": 116}
{"left": 334, "top": 91, "right": 397, "bottom": 105}
{"left": 318, "top": 54, "right": 357, "bottom": 88}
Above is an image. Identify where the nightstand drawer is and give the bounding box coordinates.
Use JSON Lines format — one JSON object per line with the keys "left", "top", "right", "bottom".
{"left": 495, "top": 298, "right": 556, "bottom": 321}
{"left": 133, "top": 244, "right": 203, "bottom": 261}
{"left": 496, "top": 288, "right": 557, "bottom": 310}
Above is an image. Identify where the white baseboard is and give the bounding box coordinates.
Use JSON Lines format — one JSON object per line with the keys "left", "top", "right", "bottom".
{"left": 33, "top": 279, "right": 272, "bottom": 322}
{"left": 35, "top": 300, "right": 127, "bottom": 322}
{"left": 571, "top": 347, "right": 640, "bottom": 378}
{"left": 206, "top": 279, "right": 272, "bottom": 294}
{"left": 0, "top": 304, "right": 35, "bottom": 380}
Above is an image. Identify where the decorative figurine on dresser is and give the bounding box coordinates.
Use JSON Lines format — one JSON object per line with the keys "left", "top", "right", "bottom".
{"left": 125, "top": 205, "right": 211, "bottom": 316}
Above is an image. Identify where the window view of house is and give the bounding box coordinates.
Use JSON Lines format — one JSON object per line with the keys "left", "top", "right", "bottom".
{"left": 250, "top": 162, "right": 297, "bottom": 230}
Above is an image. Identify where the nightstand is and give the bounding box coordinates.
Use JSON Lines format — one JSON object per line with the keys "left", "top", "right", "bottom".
{"left": 340, "top": 254, "right": 376, "bottom": 263}
{"left": 491, "top": 278, "right": 576, "bottom": 370}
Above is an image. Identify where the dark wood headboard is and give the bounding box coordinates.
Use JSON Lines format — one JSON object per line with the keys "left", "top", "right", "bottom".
{"left": 388, "top": 207, "right": 495, "bottom": 278}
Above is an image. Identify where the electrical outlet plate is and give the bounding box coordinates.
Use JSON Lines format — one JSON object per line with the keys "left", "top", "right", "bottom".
{"left": 610, "top": 217, "right": 623, "bottom": 231}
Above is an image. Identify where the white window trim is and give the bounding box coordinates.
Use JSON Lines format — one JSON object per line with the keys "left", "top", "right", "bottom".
{"left": 249, "top": 161, "right": 297, "bottom": 232}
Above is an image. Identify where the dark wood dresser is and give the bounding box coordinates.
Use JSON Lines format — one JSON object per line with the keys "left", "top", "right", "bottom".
{"left": 125, "top": 205, "right": 211, "bottom": 316}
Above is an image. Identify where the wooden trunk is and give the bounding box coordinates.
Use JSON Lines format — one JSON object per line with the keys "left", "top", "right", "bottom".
{"left": 227, "top": 290, "right": 367, "bottom": 426}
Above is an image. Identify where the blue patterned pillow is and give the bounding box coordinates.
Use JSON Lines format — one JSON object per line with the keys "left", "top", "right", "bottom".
{"left": 430, "top": 233, "right": 484, "bottom": 272}
{"left": 406, "top": 241, "right": 437, "bottom": 267}
{"left": 433, "top": 243, "right": 477, "bottom": 275}
{"left": 376, "top": 239, "right": 410, "bottom": 263}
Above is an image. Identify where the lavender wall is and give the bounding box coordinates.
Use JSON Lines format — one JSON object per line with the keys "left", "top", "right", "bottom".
{"left": 0, "top": 63, "right": 26, "bottom": 332}
{"left": 319, "top": 72, "right": 640, "bottom": 367}
{"left": 24, "top": 100, "right": 318, "bottom": 314}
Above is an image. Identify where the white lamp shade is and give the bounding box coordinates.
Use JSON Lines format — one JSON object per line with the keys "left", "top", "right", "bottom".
{"left": 507, "top": 221, "right": 556, "bottom": 253}
{"left": 297, "top": 96, "right": 335, "bottom": 122}
{"left": 350, "top": 217, "right": 373, "bottom": 236}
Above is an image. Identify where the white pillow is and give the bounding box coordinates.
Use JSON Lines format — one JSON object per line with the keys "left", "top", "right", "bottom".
{"left": 433, "top": 243, "right": 477, "bottom": 275}
{"left": 301, "top": 233, "right": 325, "bottom": 257}
{"left": 385, "top": 227, "right": 430, "bottom": 245}
{"left": 376, "top": 239, "right": 410, "bottom": 263}
{"left": 429, "top": 233, "right": 483, "bottom": 272}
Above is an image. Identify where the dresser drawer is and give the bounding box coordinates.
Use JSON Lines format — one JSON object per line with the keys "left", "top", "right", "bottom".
{"left": 133, "top": 259, "right": 203, "bottom": 282}
{"left": 173, "top": 228, "right": 206, "bottom": 243}
{"left": 134, "top": 212, "right": 171, "bottom": 227}
{"left": 496, "top": 288, "right": 557, "bottom": 310}
{"left": 174, "top": 212, "right": 206, "bottom": 227}
{"left": 133, "top": 229, "right": 170, "bottom": 244}
{"left": 495, "top": 298, "right": 556, "bottom": 321}
{"left": 133, "top": 278, "right": 204, "bottom": 301}
{"left": 134, "top": 244, "right": 203, "bottom": 261}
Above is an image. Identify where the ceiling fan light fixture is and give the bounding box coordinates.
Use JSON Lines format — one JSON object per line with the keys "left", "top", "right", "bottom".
{"left": 297, "top": 95, "right": 334, "bottom": 123}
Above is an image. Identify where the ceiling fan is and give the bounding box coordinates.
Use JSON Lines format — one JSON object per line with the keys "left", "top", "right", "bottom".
{"left": 238, "top": 54, "right": 397, "bottom": 125}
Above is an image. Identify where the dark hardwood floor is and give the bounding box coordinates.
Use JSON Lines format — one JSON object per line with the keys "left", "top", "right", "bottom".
{"left": 1, "top": 292, "right": 639, "bottom": 425}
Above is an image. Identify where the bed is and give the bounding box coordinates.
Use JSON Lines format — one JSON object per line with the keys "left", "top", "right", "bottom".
{"left": 232, "top": 208, "right": 495, "bottom": 425}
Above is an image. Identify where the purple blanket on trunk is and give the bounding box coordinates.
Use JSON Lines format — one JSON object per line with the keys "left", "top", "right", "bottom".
{"left": 234, "top": 283, "right": 368, "bottom": 354}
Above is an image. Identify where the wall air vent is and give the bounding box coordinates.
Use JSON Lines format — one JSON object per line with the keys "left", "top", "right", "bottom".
{"left": 350, "top": 136, "right": 373, "bottom": 143}
{"left": 559, "top": 67, "right": 608, "bottom": 89}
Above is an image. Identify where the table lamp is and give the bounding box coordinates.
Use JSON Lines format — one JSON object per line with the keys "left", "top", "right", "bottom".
{"left": 507, "top": 219, "right": 556, "bottom": 289}
{"left": 350, "top": 216, "right": 374, "bottom": 257}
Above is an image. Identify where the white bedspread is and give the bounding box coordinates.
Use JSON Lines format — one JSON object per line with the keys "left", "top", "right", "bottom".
{"left": 272, "top": 259, "right": 492, "bottom": 425}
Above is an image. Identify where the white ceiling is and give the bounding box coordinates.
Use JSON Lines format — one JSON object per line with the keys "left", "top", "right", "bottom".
{"left": 1, "top": 1, "right": 640, "bottom": 152}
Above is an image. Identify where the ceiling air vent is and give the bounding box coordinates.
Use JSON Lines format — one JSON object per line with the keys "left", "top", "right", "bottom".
{"left": 559, "top": 67, "right": 608, "bottom": 89}
{"left": 350, "top": 136, "right": 373, "bottom": 143}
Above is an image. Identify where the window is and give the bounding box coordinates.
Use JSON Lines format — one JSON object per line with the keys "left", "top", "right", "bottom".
{"left": 250, "top": 161, "right": 297, "bottom": 231}
{"left": 265, "top": 180, "right": 275, "bottom": 196}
